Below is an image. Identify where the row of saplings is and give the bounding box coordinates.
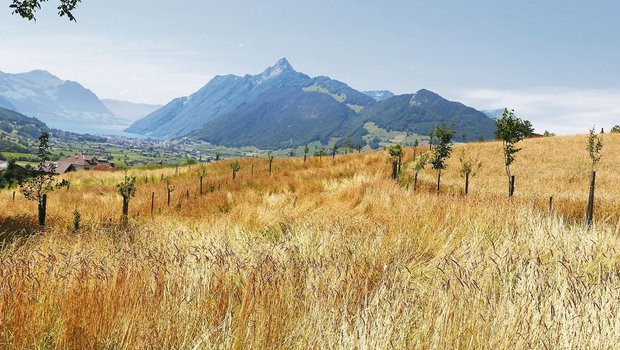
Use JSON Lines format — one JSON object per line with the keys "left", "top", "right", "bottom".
{"left": 15, "top": 134, "right": 289, "bottom": 231}
{"left": 13, "top": 109, "right": 605, "bottom": 231}
{"left": 387, "top": 108, "right": 603, "bottom": 227}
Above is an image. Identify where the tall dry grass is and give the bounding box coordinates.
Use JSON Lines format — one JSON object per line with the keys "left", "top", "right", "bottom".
{"left": 1, "top": 134, "right": 620, "bottom": 349}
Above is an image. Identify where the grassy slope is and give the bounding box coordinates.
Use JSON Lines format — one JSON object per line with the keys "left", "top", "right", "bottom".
{"left": 1, "top": 134, "right": 620, "bottom": 348}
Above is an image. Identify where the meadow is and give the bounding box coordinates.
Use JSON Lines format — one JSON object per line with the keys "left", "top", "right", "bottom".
{"left": 1, "top": 134, "right": 620, "bottom": 349}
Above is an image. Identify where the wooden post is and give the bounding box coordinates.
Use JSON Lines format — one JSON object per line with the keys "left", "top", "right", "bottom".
{"left": 151, "top": 192, "right": 155, "bottom": 217}
{"left": 465, "top": 172, "right": 470, "bottom": 196}
{"left": 167, "top": 189, "right": 171, "bottom": 207}
{"left": 199, "top": 176, "right": 203, "bottom": 196}
{"left": 586, "top": 171, "right": 596, "bottom": 227}
{"left": 12, "top": 190, "right": 15, "bottom": 201}
{"left": 549, "top": 196, "right": 554, "bottom": 214}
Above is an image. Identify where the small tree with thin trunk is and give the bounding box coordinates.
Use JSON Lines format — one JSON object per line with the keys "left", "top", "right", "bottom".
{"left": 22, "top": 132, "right": 69, "bottom": 230}
{"left": 495, "top": 108, "right": 534, "bottom": 198}
{"left": 585, "top": 127, "right": 603, "bottom": 227}
{"left": 230, "top": 160, "right": 240, "bottom": 180}
{"left": 164, "top": 176, "right": 174, "bottom": 207}
{"left": 430, "top": 124, "right": 454, "bottom": 195}
{"left": 412, "top": 153, "right": 429, "bottom": 192}
{"left": 117, "top": 171, "right": 137, "bottom": 226}
{"left": 413, "top": 139, "right": 419, "bottom": 161}
{"left": 387, "top": 144, "right": 404, "bottom": 180}
{"left": 197, "top": 164, "right": 207, "bottom": 195}
{"left": 267, "top": 151, "right": 275, "bottom": 175}
{"left": 458, "top": 149, "right": 481, "bottom": 196}
{"left": 303, "top": 144, "right": 309, "bottom": 164}
{"left": 331, "top": 144, "right": 339, "bottom": 159}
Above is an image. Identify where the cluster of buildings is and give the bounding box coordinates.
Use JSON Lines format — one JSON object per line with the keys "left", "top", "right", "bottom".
{"left": 41, "top": 155, "right": 115, "bottom": 174}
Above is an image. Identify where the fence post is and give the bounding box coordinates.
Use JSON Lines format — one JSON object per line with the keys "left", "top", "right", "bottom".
{"left": 549, "top": 196, "right": 554, "bottom": 214}
{"left": 12, "top": 190, "right": 15, "bottom": 201}
{"left": 586, "top": 171, "right": 596, "bottom": 227}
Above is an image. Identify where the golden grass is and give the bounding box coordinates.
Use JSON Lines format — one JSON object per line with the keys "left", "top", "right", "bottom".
{"left": 1, "top": 134, "right": 620, "bottom": 349}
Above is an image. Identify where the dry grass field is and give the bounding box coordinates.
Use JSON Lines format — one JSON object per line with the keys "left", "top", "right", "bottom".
{"left": 1, "top": 133, "right": 620, "bottom": 349}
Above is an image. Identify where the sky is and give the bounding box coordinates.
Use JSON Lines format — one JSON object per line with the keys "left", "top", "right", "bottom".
{"left": 1, "top": 0, "right": 620, "bottom": 133}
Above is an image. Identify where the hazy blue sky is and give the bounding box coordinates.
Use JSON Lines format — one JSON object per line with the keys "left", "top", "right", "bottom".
{"left": 1, "top": 0, "right": 620, "bottom": 133}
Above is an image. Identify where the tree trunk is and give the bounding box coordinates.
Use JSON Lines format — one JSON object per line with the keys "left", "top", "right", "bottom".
{"left": 414, "top": 172, "right": 419, "bottom": 192}
{"left": 509, "top": 175, "right": 515, "bottom": 198}
{"left": 465, "top": 171, "right": 470, "bottom": 196}
{"left": 38, "top": 194, "right": 47, "bottom": 230}
{"left": 200, "top": 176, "right": 203, "bottom": 196}
{"left": 232, "top": 170, "right": 236, "bottom": 180}
{"left": 304, "top": 154, "right": 307, "bottom": 163}
{"left": 269, "top": 161, "right": 273, "bottom": 175}
{"left": 413, "top": 148, "right": 417, "bottom": 161}
{"left": 122, "top": 195, "right": 129, "bottom": 226}
{"left": 436, "top": 171, "right": 441, "bottom": 196}
{"left": 391, "top": 161, "right": 398, "bottom": 180}
{"left": 151, "top": 192, "right": 155, "bottom": 217}
{"left": 167, "top": 190, "right": 171, "bottom": 207}
{"left": 586, "top": 171, "right": 596, "bottom": 227}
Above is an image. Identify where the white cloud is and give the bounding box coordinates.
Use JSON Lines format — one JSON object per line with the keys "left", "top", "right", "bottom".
{"left": 452, "top": 87, "right": 620, "bottom": 134}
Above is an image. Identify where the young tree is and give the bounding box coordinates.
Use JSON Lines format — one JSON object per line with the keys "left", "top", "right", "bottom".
{"left": 430, "top": 124, "right": 454, "bottom": 195}
{"left": 458, "top": 149, "right": 482, "bottom": 196}
{"left": 117, "top": 171, "right": 137, "bottom": 226}
{"left": 387, "top": 144, "right": 404, "bottom": 180}
{"left": 230, "top": 160, "right": 241, "bottom": 180}
{"left": 344, "top": 137, "right": 354, "bottom": 154}
{"left": 585, "top": 127, "right": 603, "bottom": 227}
{"left": 22, "top": 132, "right": 69, "bottom": 230}
{"left": 331, "top": 144, "right": 339, "bottom": 159}
{"left": 413, "top": 139, "right": 419, "bottom": 161}
{"left": 267, "top": 151, "right": 275, "bottom": 175}
{"left": 611, "top": 125, "right": 620, "bottom": 133}
{"left": 495, "top": 108, "right": 534, "bottom": 198}
{"left": 412, "top": 153, "right": 429, "bottom": 192}
{"left": 303, "top": 144, "right": 309, "bottom": 164}
{"left": 10, "top": 0, "right": 81, "bottom": 21}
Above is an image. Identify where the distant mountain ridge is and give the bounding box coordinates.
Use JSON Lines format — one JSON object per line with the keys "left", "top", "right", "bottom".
{"left": 101, "top": 99, "right": 162, "bottom": 122}
{"left": 0, "top": 70, "right": 129, "bottom": 133}
{"left": 127, "top": 58, "right": 497, "bottom": 148}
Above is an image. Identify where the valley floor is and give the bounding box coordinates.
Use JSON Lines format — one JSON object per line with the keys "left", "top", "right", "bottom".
{"left": 1, "top": 134, "right": 620, "bottom": 349}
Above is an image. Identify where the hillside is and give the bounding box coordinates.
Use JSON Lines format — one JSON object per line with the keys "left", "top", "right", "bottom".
{"left": 1, "top": 134, "right": 620, "bottom": 348}
{"left": 356, "top": 89, "right": 497, "bottom": 141}
{"left": 0, "top": 70, "right": 122, "bottom": 133}
{"left": 0, "top": 107, "right": 49, "bottom": 154}
{"left": 128, "top": 59, "right": 497, "bottom": 148}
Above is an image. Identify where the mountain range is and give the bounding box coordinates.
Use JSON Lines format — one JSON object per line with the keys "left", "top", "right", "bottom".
{"left": 0, "top": 70, "right": 158, "bottom": 134}
{"left": 127, "top": 58, "right": 497, "bottom": 148}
